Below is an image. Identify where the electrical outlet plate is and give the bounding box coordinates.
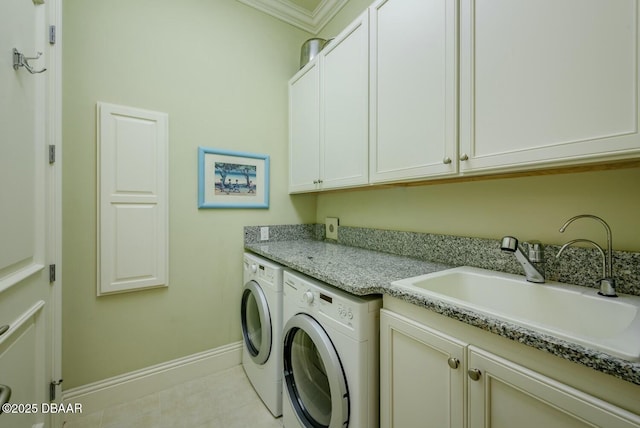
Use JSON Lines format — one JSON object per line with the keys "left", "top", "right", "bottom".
{"left": 325, "top": 217, "right": 339, "bottom": 240}
{"left": 260, "top": 226, "right": 269, "bottom": 241}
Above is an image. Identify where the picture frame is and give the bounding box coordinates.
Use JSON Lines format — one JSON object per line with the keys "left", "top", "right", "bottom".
{"left": 198, "top": 147, "right": 270, "bottom": 209}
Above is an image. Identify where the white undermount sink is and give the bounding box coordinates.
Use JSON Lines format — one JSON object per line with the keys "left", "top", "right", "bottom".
{"left": 392, "top": 266, "right": 640, "bottom": 362}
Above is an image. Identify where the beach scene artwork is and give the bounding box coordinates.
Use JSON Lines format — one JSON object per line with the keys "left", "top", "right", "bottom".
{"left": 198, "top": 147, "right": 269, "bottom": 209}
{"left": 214, "top": 163, "right": 257, "bottom": 196}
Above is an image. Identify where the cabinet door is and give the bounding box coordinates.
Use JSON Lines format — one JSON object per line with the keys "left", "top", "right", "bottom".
{"left": 289, "top": 61, "right": 321, "bottom": 193}
{"left": 460, "top": 0, "right": 640, "bottom": 173}
{"left": 321, "top": 11, "right": 369, "bottom": 189}
{"left": 380, "top": 310, "right": 466, "bottom": 428}
{"left": 467, "top": 346, "right": 640, "bottom": 428}
{"left": 369, "top": 0, "right": 458, "bottom": 183}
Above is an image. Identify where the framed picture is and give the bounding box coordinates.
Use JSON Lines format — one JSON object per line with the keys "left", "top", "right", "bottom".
{"left": 198, "top": 147, "right": 270, "bottom": 209}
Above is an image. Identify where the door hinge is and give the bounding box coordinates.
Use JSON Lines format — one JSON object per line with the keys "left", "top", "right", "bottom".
{"left": 49, "top": 25, "right": 56, "bottom": 45}
{"left": 49, "top": 379, "right": 63, "bottom": 401}
{"left": 49, "top": 145, "right": 55, "bottom": 164}
{"left": 49, "top": 264, "right": 56, "bottom": 283}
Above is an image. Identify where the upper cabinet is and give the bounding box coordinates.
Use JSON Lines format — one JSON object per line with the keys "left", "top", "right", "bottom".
{"left": 369, "top": 0, "right": 458, "bottom": 183}
{"left": 289, "top": 0, "right": 640, "bottom": 193}
{"left": 459, "top": 0, "right": 640, "bottom": 173}
{"left": 289, "top": 12, "right": 369, "bottom": 193}
{"left": 321, "top": 12, "right": 369, "bottom": 190}
{"left": 289, "top": 61, "right": 321, "bottom": 193}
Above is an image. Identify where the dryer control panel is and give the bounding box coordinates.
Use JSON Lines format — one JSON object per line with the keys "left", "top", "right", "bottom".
{"left": 243, "top": 253, "right": 283, "bottom": 289}
{"left": 257, "top": 264, "right": 276, "bottom": 283}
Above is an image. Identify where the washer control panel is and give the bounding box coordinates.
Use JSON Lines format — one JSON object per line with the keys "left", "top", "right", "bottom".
{"left": 309, "top": 289, "right": 358, "bottom": 327}
{"left": 337, "top": 303, "right": 354, "bottom": 321}
{"left": 284, "top": 271, "right": 362, "bottom": 328}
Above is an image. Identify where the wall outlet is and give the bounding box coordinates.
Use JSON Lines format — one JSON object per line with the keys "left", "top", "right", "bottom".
{"left": 325, "top": 217, "right": 339, "bottom": 240}
{"left": 260, "top": 226, "right": 269, "bottom": 241}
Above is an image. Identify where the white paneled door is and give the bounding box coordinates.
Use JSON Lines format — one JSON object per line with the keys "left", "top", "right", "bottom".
{"left": 0, "top": 0, "right": 61, "bottom": 427}
{"left": 97, "top": 103, "right": 169, "bottom": 295}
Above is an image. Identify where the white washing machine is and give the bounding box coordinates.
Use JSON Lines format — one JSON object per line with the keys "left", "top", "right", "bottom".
{"left": 241, "top": 252, "right": 284, "bottom": 417}
{"left": 282, "top": 270, "right": 382, "bottom": 428}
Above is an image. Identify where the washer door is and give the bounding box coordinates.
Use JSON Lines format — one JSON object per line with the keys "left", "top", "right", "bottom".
{"left": 241, "top": 280, "right": 272, "bottom": 365}
{"left": 283, "top": 313, "right": 349, "bottom": 428}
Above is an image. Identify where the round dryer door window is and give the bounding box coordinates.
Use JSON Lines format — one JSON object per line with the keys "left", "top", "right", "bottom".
{"left": 241, "top": 280, "right": 272, "bottom": 365}
{"left": 283, "top": 313, "right": 349, "bottom": 428}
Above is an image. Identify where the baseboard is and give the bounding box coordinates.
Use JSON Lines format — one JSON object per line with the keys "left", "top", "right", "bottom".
{"left": 62, "top": 341, "right": 242, "bottom": 415}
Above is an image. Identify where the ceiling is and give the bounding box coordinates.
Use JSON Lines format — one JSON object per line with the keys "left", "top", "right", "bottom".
{"left": 237, "top": 0, "right": 349, "bottom": 34}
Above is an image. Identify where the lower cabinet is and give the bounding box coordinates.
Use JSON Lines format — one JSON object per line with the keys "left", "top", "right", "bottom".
{"left": 380, "top": 309, "right": 466, "bottom": 428}
{"left": 380, "top": 309, "right": 640, "bottom": 428}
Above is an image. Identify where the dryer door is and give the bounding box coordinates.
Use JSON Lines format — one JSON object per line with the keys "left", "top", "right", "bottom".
{"left": 241, "top": 280, "right": 272, "bottom": 365}
{"left": 283, "top": 313, "right": 349, "bottom": 428}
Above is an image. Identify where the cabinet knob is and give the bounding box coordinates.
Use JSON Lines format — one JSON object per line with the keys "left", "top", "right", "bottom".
{"left": 313, "top": 180, "right": 318, "bottom": 184}
{"left": 468, "top": 368, "right": 481, "bottom": 381}
{"left": 447, "top": 357, "right": 460, "bottom": 369}
{"left": 460, "top": 153, "right": 469, "bottom": 161}
{"left": 442, "top": 157, "right": 452, "bottom": 165}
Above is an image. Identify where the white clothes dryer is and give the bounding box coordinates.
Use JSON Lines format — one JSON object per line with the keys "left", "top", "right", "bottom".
{"left": 282, "top": 270, "right": 382, "bottom": 428}
{"left": 241, "top": 252, "right": 284, "bottom": 417}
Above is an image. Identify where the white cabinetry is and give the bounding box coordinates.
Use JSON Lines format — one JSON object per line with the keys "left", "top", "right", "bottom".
{"left": 369, "top": 0, "right": 458, "bottom": 183}
{"left": 380, "top": 309, "right": 640, "bottom": 428}
{"left": 321, "top": 13, "right": 369, "bottom": 189}
{"left": 380, "top": 309, "right": 466, "bottom": 428}
{"left": 289, "top": 61, "right": 320, "bottom": 193}
{"left": 467, "top": 346, "right": 640, "bottom": 428}
{"left": 459, "top": 0, "right": 640, "bottom": 173}
{"left": 288, "top": 12, "right": 368, "bottom": 193}
{"left": 290, "top": 1, "right": 640, "bottom": 191}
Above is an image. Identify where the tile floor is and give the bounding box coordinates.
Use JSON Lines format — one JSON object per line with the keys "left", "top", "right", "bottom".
{"left": 61, "top": 366, "right": 283, "bottom": 428}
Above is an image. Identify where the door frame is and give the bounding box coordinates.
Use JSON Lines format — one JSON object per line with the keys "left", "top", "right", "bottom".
{"left": 46, "top": 0, "right": 63, "bottom": 420}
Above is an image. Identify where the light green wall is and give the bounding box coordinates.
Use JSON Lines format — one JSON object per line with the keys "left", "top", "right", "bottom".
{"left": 62, "top": 0, "right": 315, "bottom": 388}
{"left": 316, "top": 167, "right": 640, "bottom": 251}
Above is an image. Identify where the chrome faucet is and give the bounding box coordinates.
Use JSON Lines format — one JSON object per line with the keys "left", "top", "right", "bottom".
{"left": 557, "top": 214, "right": 616, "bottom": 297}
{"left": 500, "top": 236, "right": 545, "bottom": 283}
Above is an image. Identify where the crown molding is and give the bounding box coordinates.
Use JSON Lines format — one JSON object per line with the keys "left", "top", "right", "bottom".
{"left": 238, "top": 0, "right": 348, "bottom": 34}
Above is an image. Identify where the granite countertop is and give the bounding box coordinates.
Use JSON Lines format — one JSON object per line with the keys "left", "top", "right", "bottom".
{"left": 245, "top": 239, "right": 452, "bottom": 295}
{"left": 245, "top": 239, "right": 640, "bottom": 386}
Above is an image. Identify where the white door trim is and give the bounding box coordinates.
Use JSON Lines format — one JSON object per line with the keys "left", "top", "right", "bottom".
{"left": 47, "top": 0, "right": 63, "bottom": 416}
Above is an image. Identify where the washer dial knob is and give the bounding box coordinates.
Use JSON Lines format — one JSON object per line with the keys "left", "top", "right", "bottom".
{"left": 303, "top": 291, "right": 314, "bottom": 304}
